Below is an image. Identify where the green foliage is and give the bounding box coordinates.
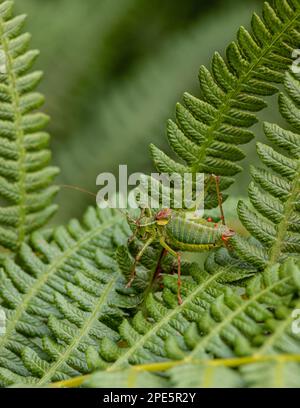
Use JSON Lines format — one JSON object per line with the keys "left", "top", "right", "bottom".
{"left": 0, "top": 1, "right": 59, "bottom": 250}
{"left": 0, "top": 206, "right": 136, "bottom": 386}
{"left": 0, "top": 0, "right": 300, "bottom": 390}
{"left": 232, "top": 71, "right": 300, "bottom": 268}
{"left": 81, "top": 259, "right": 300, "bottom": 388}
{"left": 151, "top": 0, "right": 300, "bottom": 206}
{"left": 88, "top": 259, "right": 299, "bottom": 368}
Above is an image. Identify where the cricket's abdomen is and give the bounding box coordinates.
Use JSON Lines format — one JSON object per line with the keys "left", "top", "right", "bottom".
{"left": 165, "top": 215, "right": 223, "bottom": 251}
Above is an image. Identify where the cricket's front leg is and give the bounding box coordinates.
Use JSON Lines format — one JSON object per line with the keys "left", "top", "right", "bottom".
{"left": 159, "top": 238, "right": 182, "bottom": 305}
{"left": 127, "top": 208, "right": 146, "bottom": 244}
{"left": 126, "top": 236, "right": 155, "bottom": 288}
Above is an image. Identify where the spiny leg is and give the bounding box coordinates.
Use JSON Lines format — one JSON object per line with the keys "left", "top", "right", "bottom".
{"left": 159, "top": 238, "right": 182, "bottom": 305}
{"left": 212, "top": 174, "right": 225, "bottom": 225}
{"left": 126, "top": 236, "right": 155, "bottom": 288}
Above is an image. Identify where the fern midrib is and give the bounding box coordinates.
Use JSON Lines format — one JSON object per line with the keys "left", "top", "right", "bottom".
{"left": 0, "top": 216, "right": 119, "bottom": 352}
{"left": 37, "top": 275, "right": 118, "bottom": 385}
{"left": 0, "top": 16, "right": 27, "bottom": 247}
{"left": 109, "top": 270, "right": 224, "bottom": 370}
{"left": 186, "top": 275, "right": 292, "bottom": 361}
{"left": 191, "top": 8, "right": 300, "bottom": 173}
{"left": 268, "top": 158, "right": 300, "bottom": 264}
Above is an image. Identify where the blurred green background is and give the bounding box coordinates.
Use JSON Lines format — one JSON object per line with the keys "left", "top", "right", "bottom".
{"left": 14, "top": 0, "right": 282, "bottom": 224}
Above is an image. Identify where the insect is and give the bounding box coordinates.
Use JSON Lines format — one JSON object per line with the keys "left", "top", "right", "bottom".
{"left": 60, "top": 175, "right": 235, "bottom": 305}
{"left": 125, "top": 175, "right": 235, "bottom": 304}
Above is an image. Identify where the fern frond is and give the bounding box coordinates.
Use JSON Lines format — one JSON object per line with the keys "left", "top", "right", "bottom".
{"left": 151, "top": 0, "right": 300, "bottom": 206}
{"left": 232, "top": 71, "right": 300, "bottom": 269}
{"left": 86, "top": 258, "right": 300, "bottom": 374}
{"left": 54, "top": 258, "right": 300, "bottom": 389}
{"left": 0, "top": 207, "right": 139, "bottom": 386}
{"left": 0, "top": 0, "right": 59, "bottom": 250}
{"left": 85, "top": 259, "right": 229, "bottom": 369}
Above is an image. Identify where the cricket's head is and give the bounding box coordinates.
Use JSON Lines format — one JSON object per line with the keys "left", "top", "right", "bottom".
{"left": 125, "top": 207, "right": 158, "bottom": 237}
{"left": 155, "top": 208, "right": 172, "bottom": 226}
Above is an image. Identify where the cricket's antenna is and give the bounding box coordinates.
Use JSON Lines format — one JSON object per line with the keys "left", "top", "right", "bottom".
{"left": 59, "top": 184, "right": 158, "bottom": 228}
{"left": 58, "top": 184, "right": 140, "bottom": 223}
{"left": 58, "top": 184, "right": 97, "bottom": 198}
{"left": 212, "top": 175, "right": 226, "bottom": 225}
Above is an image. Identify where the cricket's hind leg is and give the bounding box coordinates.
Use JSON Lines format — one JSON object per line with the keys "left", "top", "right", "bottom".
{"left": 159, "top": 238, "right": 182, "bottom": 305}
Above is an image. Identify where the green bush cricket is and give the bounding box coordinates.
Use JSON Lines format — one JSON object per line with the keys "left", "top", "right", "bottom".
{"left": 125, "top": 175, "right": 235, "bottom": 304}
